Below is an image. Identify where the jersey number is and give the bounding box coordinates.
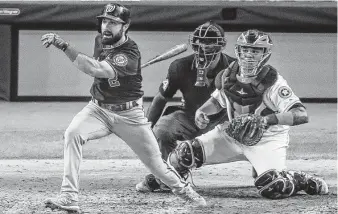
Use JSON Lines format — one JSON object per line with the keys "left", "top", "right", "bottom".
{"left": 108, "top": 78, "right": 120, "bottom": 87}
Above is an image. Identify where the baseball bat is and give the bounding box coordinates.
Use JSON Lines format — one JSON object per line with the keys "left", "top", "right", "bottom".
{"left": 141, "top": 43, "right": 188, "bottom": 68}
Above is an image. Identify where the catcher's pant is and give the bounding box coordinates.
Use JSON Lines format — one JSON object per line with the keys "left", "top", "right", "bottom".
{"left": 153, "top": 109, "right": 227, "bottom": 160}
{"left": 196, "top": 123, "right": 289, "bottom": 176}
{"left": 60, "top": 100, "right": 186, "bottom": 201}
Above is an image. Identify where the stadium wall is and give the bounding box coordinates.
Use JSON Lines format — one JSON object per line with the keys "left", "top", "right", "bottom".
{"left": 0, "top": 1, "right": 336, "bottom": 102}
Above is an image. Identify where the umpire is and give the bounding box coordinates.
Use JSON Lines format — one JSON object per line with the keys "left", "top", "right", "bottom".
{"left": 136, "top": 21, "right": 236, "bottom": 192}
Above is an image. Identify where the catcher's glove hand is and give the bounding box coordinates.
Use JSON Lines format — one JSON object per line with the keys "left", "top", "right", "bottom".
{"left": 225, "top": 114, "right": 268, "bottom": 146}
{"left": 41, "top": 33, "right": 69, "bottom": 51}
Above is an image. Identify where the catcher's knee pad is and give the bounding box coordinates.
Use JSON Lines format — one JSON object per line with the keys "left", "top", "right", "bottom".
{"left": 254, "top": 169, "right": 295, "bottom": 199}
{"left": 168, "top": 139, "right": 205, "bottom": 178}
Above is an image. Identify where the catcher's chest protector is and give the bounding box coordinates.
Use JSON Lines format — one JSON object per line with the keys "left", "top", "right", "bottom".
{"left": 217, "top": 62, "right": 277, "bottom": 116}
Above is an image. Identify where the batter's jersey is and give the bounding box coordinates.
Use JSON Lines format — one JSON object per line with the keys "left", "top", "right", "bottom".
{"left": 212, "top": 63, "right": 302, "bottom": 134}
{"left": 159, "top": 53, "right": 236, "bottom": 116}
{"left": 90, "top": 36, "right": 144, "bottom": 104}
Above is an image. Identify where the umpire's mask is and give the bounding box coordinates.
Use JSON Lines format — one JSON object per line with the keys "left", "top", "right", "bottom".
{"left": 189, "top": 21, "right": 226, "bottom": 86}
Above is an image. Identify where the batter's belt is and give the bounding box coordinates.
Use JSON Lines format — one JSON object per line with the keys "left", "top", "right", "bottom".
{"left": 91, "top": 97, "right": 139, "bottom": 111}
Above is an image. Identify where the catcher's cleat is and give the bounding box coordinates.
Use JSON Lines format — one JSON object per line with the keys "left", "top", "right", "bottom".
{"left": 291, "top": 171, "right": 329, "bottom": 195}
{"left": 135, "top": 174, "right": 170, "bottom": 193}
{"left": 305, "top": 176, "right": 329, "bottom": 195}
{"left": 173, "top": 183, "right": 207, "bottom": 207}
{"left": 44, "top": 194, "right": 80, "bottom": 212}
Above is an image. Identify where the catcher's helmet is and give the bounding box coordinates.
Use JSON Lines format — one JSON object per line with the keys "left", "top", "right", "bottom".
{"left": 235, "top": 29, "right": 273, "bottom": 78}
{"left": 189, "top": 21, "right": 226, "bottom": 69}
{"left": 97, "top": 3, "right": 130, "bottom": 33}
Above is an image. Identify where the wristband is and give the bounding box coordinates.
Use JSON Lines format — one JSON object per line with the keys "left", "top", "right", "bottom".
{"left": 275, "top": 112, "right": 294, "bottom": 126}
{"left": 61, "top": 42, "right": 69, "bottom": 52}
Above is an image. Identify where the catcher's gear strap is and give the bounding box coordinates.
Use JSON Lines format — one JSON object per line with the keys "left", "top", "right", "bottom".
{"left": 215, "top": 61, "right": 238, "bottom": 90}
{"left": 250, "top": 65, "right": 278, "bottom": 94}
{"left": 221, "top": 64, "right": 277, "bottom": 108}
{"left": 228, "top": 63, "right": 277, "bottom": 94}
{"left": 254, "top": 169, "right": 295, "bottom": 199}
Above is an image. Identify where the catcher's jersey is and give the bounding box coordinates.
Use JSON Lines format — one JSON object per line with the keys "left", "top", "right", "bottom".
{"left": 159, "top": 53, "right": 235, "bottom": 116}
{"left": 90, "top": 36, "right": 144, "bottom": 104}
{"left": 212, "top": 63, "right": 302, "bottom": 133}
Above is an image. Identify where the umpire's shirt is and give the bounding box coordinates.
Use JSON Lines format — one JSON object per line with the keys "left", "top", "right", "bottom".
{"left": 159, "top": 53, "right": 236, "bottom": 118}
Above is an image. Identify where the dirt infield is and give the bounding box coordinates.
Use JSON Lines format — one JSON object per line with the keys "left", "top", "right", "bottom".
{"left": 0, "top": 159, "right": 336, "bottom": 214}
{"left": 0, "top": 102, "right": 337, "bottom": 213}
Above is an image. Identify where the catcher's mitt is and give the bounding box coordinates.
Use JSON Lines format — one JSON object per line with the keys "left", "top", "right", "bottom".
{"left": 225, "top": 114, "right": 268, "bottom": 146}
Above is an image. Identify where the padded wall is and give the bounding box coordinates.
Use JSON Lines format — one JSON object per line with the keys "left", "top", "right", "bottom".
{"left": 0, "top": 25, "right": 11, "bottom": 101}
{"left": 18, "top": 30, "right": 337, "bottom": 99}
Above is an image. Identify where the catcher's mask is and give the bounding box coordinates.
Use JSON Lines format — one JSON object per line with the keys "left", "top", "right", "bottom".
{"left": 235, "top": 29, "right": 273, "bottom": 79}
{"left": 97, "top": 3, "right": 131, "bottom": 33}
{"left": 189, "top": 21, "right": 226, "bottom": 70}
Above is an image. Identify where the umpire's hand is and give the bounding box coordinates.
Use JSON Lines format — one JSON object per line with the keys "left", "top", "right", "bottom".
{"left": 195, "top": 110, "right": 210, "bottom": 129}
{"left": 41, "top": 33, "right": 69, "bottom": 51}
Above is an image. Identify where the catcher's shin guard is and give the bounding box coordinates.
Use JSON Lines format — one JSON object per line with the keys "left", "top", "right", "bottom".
{"left": 254, "top": 169, "right": 296, "bottom": 199}
{"left": 168, "top": 139, "right": 206, "bottom": 179}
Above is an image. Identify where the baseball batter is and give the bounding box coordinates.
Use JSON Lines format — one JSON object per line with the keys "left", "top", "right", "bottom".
{"left": 136, "top": 21, "right": 235, "bottom": 192}
{"left": 41, "top": 3, "right": 206, "bottom": 212}
{"left": 168, "top": 29, "right": 329, "bottom": 199}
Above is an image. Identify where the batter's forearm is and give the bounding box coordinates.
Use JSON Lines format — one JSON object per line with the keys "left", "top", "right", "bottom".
{"left": 264, "top": 106, "right": 308, "bottom": 126}
{"left": 198, "top": 97, "right": 224, "bottom": 116}
{"left": 72, "top": 53, "right": 104, "bottom": 77}
{"left": 146, "top": 93, "right": 167, "bottom": 126}
{"left": 64, "top": 45, "right": 113, "bottom": 78}
{"left": 64, "top": 45, "right": 79, "bottom": 62}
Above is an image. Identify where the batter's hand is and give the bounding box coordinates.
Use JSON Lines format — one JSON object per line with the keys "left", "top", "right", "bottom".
{"left": 41, "top": 33, "right": 69, "bottom": 51}
{"left": 195, "top": 110, "right": 210, "bottom": 129}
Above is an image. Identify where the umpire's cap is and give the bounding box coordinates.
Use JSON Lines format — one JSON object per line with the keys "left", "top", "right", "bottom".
{"left": 97, "top": 3, "right": 130, "bottom": 24}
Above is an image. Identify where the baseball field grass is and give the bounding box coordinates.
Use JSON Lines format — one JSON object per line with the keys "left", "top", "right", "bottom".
{"left": 0, "top": 101, "right": 336, "bottom": 214}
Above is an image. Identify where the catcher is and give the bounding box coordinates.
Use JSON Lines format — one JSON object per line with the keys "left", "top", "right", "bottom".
{"left": 167, "top": 29, "right": 329, "bottom": 199}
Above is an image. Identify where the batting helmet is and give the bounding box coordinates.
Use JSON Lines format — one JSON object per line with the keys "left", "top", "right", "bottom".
{"left": 97, "top": 3, "right": 131, "bottom": 33}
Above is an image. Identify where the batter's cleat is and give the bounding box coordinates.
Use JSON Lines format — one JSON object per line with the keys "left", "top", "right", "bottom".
{"left": 44, "top": 194, "right": 80, "bottom": 212}
{"left": 173, "top": 183, "right": 207, "bottom": 207}
{"left": 136, "top": 174, "right": 170, "bottom": 193}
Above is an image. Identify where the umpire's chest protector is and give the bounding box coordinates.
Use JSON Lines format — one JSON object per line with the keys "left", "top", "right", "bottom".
{"left": 215, "top": 61, "right": 278, "bottom": 116}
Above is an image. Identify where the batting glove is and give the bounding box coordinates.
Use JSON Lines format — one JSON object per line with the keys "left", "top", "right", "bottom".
{"left": 41, "top": 33, "right": 69, "bottom": 51}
